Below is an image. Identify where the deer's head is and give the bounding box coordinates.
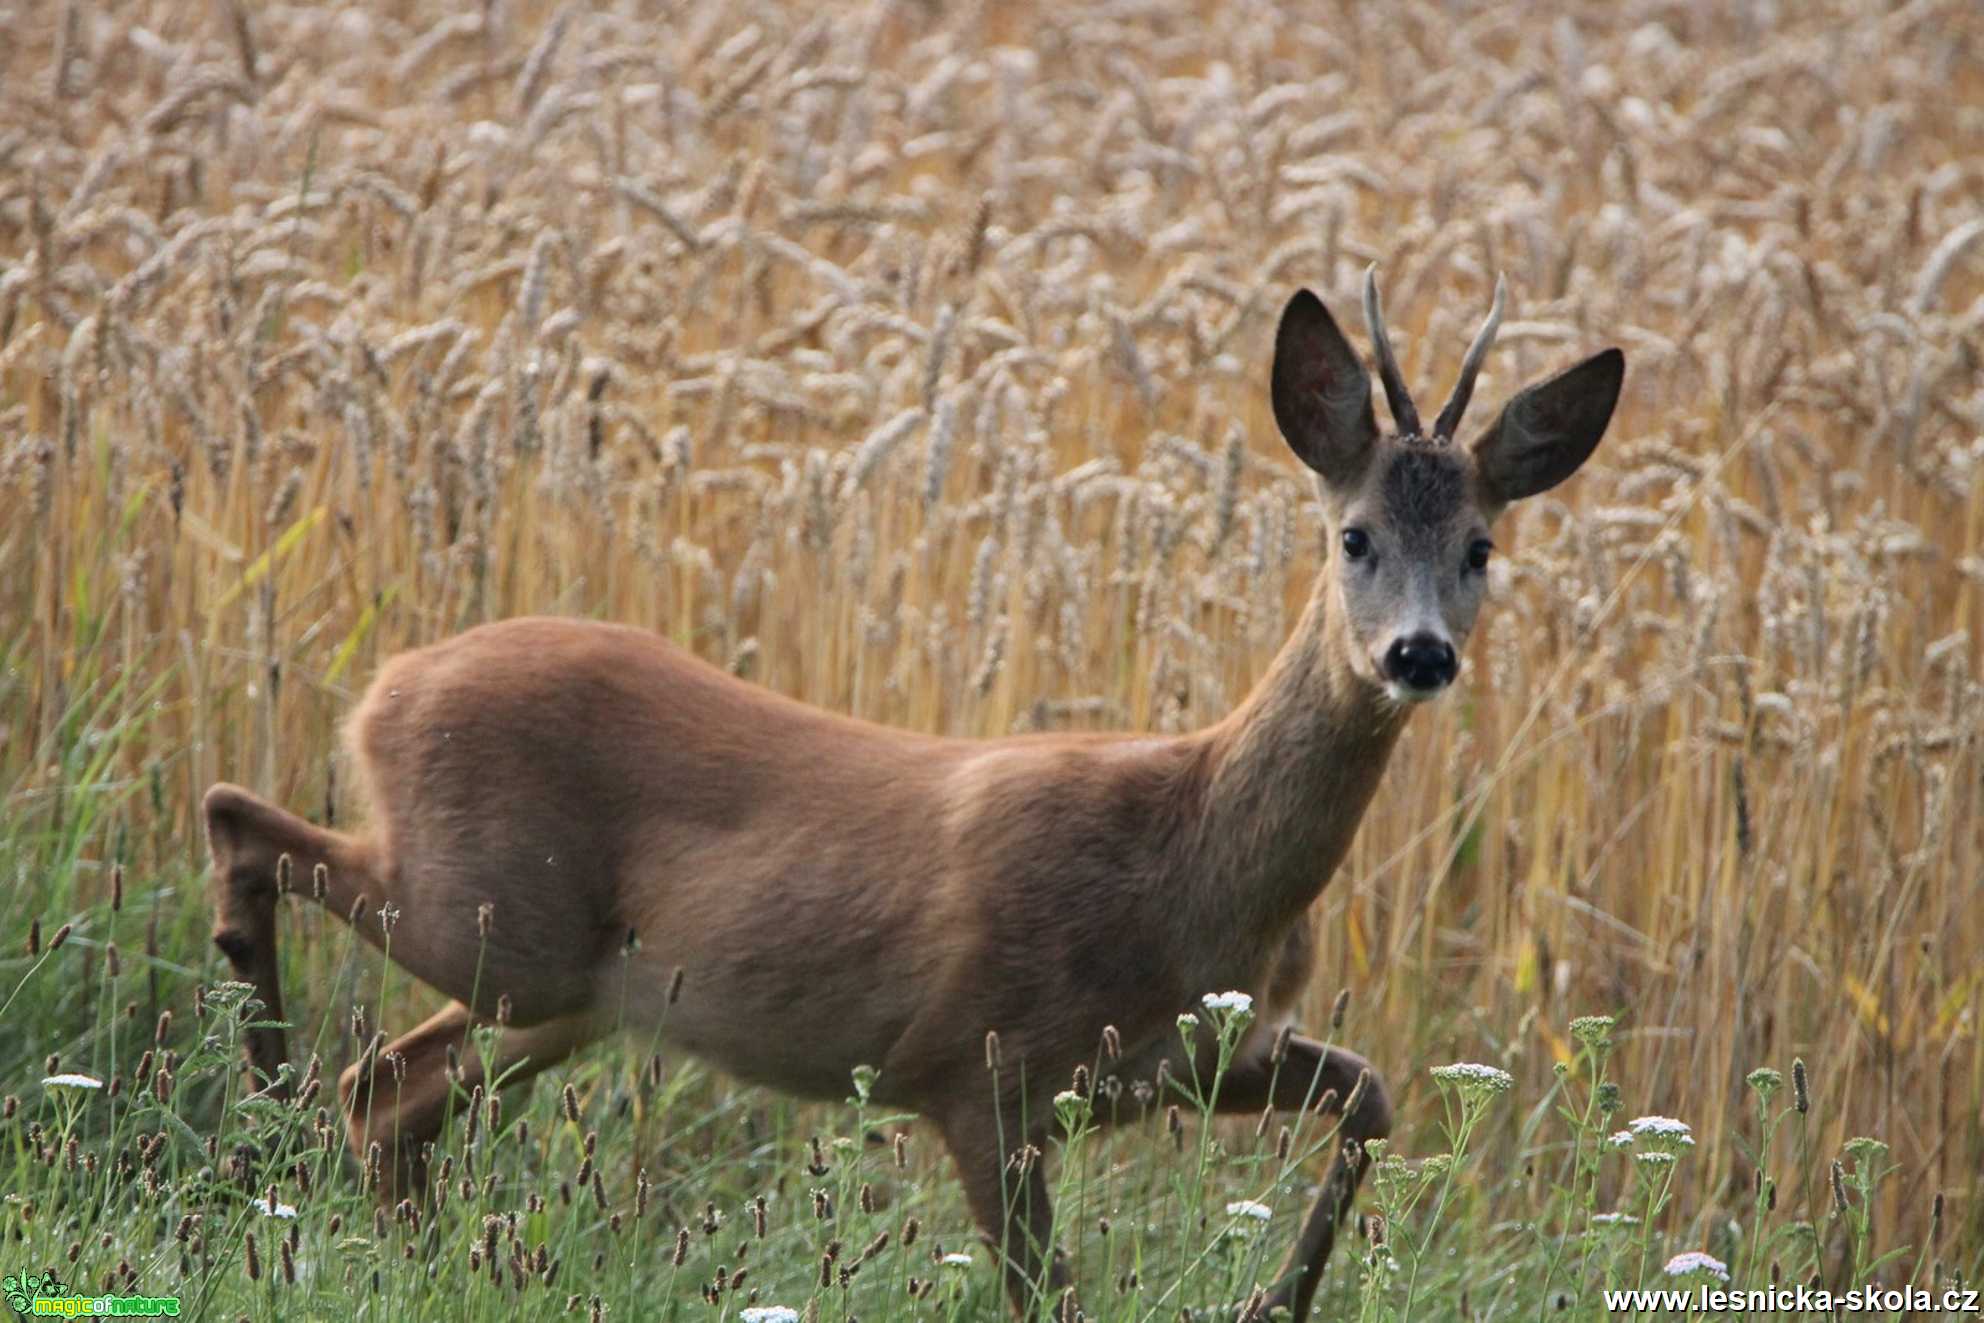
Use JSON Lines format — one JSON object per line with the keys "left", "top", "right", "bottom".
{"left": 1270, "top": 269, "right": 1624, "bottom": 703}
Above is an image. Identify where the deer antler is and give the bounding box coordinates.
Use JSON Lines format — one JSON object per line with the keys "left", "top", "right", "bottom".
{"left": 1433, "top": 274, "right": 1507, "bottom": 441}
{"left": 1362, "top": 265, "right": 1421, "bottom": 437}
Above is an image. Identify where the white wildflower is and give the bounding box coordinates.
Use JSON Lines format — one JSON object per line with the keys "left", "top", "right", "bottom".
{"left": 253, "top": 1196, "right": 299, "bottom": 1219}
{"left": 1842, "top": 1136, "right": 1888, "bottom": 1165}
{"left": 1663, "top": 1251, "right": 1730, "bottom": 1281}
{"left": 1628, "top": 1116, "right": 1693, "bottom": 1140}
{"left": 1629, "top": 1115, "right": 1696, "bottom": 1152}
{"left": 1224, "top": 1200, "right": 1272, "bottom": 1222}
{"left": 940, "top": 1252, "right": 974, "bottom": 1267}
{"left": 1591, "top": 1212, "right": 1641, "bottom": 1227}
{"left": 1606, "top": 1130, "right": 1635, "bottom": 1149}
{"left": 741, "top": 1308, "right": 800, "bottom": 1323}
{"left": 1202, "top": 991, "right": 1254, "bottom": 1015}
{"left": 41, "top": 1073, "right": 105, "bottom": 1091}
{"left": 1430, "top": 1062, "right": 1514, "bottom": 1094}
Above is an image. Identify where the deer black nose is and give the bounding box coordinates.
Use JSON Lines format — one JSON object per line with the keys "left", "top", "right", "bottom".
{"left": 1384, "top": 634, "right": 1456, "bottom": 690}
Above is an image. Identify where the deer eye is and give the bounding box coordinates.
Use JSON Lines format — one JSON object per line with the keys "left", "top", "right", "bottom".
{"left": 1341, "top": 528, "right": 1371, "bottom": 561}
{"left": 1465, "top": 539, "right": 1493, "bottom": 572}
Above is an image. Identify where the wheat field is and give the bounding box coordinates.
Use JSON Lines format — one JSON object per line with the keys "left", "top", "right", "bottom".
{"left": 2, "top": 0, "right": 1982, "bottom": 1316}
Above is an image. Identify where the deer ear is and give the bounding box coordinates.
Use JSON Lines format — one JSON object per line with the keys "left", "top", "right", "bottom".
{"left": 1472, "top": 348, "right": 1624, "bottom": 502}
{"left": 1270, "top": 289, "right": 1378, "bottom": 487}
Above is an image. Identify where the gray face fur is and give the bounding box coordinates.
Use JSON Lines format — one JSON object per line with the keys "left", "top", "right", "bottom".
{"left": 1323, "top": 440, "right": 1493, "bottom": 700}
{"left": 1268, "top": 282, "right": 1626, "bottom": 703}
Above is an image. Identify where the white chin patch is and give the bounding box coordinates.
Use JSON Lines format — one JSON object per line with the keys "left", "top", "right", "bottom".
{"left": 1384, "top": 679, "right": 1448, "bottom": 705}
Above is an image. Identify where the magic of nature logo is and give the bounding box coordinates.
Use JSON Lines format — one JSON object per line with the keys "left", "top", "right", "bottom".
{"left": 4, "top": 1270, "right": 180, "bottom": 1318}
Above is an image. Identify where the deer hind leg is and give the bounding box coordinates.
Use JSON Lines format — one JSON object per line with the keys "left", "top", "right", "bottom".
{"left": 203, "top": 782, "right": 387, "bottom": 1096}
{"left": 940, "top": 1104, "right": 1066, "bottom": 1318}
{"left": 1211, "top": 1033, "right": 1393, "bottom": 1322}
{"left": 341, "top": 1002, "right": 596, "bottom": 1205}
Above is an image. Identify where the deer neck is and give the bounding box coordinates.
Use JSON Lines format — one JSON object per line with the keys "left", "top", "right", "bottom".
{"left": 1184, "top": 580, "right": 1412, "bottom": 937}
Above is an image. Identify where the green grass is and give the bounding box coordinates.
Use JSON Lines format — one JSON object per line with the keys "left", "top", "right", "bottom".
{"left": 2, "top": 807, "right": 1969, "bottom": 1321}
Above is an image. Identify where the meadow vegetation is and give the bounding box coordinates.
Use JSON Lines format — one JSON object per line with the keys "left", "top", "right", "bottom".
{"left": 2, "top": 0, "right": 1981, "bottom": 1316}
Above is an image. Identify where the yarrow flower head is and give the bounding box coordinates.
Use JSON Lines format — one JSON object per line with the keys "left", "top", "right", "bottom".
{"left": 1202, "top": 991, "right": 1254, "bottom": 1015}
{"left": 1745, "top": 1067, "right": 1783, "bottom": 1101}
{"left": 940, "top": 1252, "right": 974, "bottom": 1268}
{"left": 1176, "top": 1012, "right": 1200, "bottom": 1037}
{"left": 1606, "top": 1130, "right": 1635, "bottom": 1150}
{"left": 1430, "top": 1062, "right": 1514, "bottom": 1102}
{"left": 1628, "top": 1115, "right": 1696, "bottom": 1152}
{"left": 204, "top": 981, "right": 258, "bottom": 1011}
{"left": 253, "top": 1196, "right": 298, "bottom": 1219}
{"left": 849, "top": 1064, "right": 878, "bottom": 1103}
{"left": 1842, "top": 1136, "right": 1889, "bottom": 1167}
{"left": 41, "top": 1074, "right": 104, "bottom": 1091}
{"left": 1663, "top": 1251, "right": 1730, "bottom": 1282}
{"left": 1224, "top": 1200, "right": 1272, "bottom": 1223}
{"left": 1369, "top": 1153, "right": 1414, "bottom": 1193}
{"left": 1635, "top": 1151, "right": 1678, "bottom": 1174}
{"left": 1569, "top": 1015, "right": 1615, "bottom": 1048}
{"left": 1592, "top": 1212, "right": 1641, "bottom": 1228}
{"left": 740, "top": 1308, "right": 801, "bottom": 1323}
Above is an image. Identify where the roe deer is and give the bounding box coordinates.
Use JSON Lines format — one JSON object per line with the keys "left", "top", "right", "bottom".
{"left": 203, "top": 268, "right": 1622, "bottom": 1319}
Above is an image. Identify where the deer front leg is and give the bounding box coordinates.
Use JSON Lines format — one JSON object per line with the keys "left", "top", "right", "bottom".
{"left": 1212, "top": 1034, "right": 1392, "bottom": 1321}
{"left": 940, "top": 1105, "right": 1066, "bottom": 1318}
{"left": 340, "top": 1003, "right": 597, "bottom": 1205}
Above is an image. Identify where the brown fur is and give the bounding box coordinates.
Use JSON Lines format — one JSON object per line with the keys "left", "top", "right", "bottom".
{"left": 203, "top": 281, "right": 1621, "bottom": 1319}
